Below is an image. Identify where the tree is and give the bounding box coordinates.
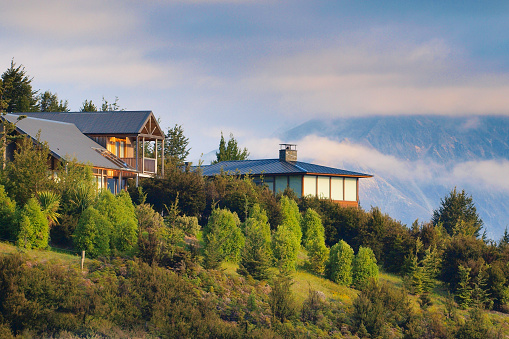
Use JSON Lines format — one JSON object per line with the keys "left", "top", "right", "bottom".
{"left": 302, "top": 208, "right": 329, "bottom": 274}
{"left": 164, "top": 124, "right": 190, "bottom": 165}
{"left": 73, "top": 206, "right": 112, "bottom": 258}
{"left": 36, "top": 190, "right": 61, "bottom": 227}
{"left": 203, "top": 207, "right": 244, "bottom": 266}
{"left": 456, "top": 265, "right": 472, "bottom": 309}
{"left": 269, "top": 273, "right": 296, "bottom": 323}
{"left": 237, "top": 204, "right": 272, "bottom": 280}
{"left": 326, "top": 240, "right": 354, "bottom": 285}
{"left": 38, "top": 91, "right": 69, "bottom": 112}
{"left": 4, "top": 135, "right": 55, "bottom": 206}
{"left": 279, "top": 195, "right": 302, "bottom": 245}
{"left": 352, "top": 246, "right": 379, "bottom": 290}
{"left": 212, "top": 132, "right": 249, "bottom": 164}
{"left": 101, "top": 96, "right": 123, "bottom": 111}
{"left": 0, "top": 184, "right": 16, "bottom": 241}
{"left": 1, "top": 60, "right": 38, "bottom": 113}
{"left": 272, "top": 224, "right": 299, "bottom": 272}
{"left": 80, "top": 99, "right": 98, "bottom": 112}
{"left": 432, "top": 188, "right": 483, "bottom": 237}
{"left": 16, "top": 197, "right": 49, "bottom": 249}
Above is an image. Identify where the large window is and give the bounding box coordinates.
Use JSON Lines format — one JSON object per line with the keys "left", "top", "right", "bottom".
{"left": 344, "top": 178, "right": 357, "bottom": 201}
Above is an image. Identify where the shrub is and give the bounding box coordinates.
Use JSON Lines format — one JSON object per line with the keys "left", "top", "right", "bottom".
{"left": 272, "top": 225, "right": 299, "bottom": 273}
{"left": 269, "top": 273, "right": 296, "bottom": 323}
{"left": 279, "top": 195, "right": 302, "bottom": 245}
{"left": 203, "top": 208, "right": 244, "bottom": 266}
{"left": 326, "top": 240, "right": 354, "bottom": 286}
{"left": 174, "top": 215, "right": 200, "bottom": 237}
{"left": 352, "top": 246, "right": 379, "bottom": 290}
{"left": 16, "top": 197, "right": 49, "bottom": 250}
{"left": 302, "top": 208, "right": 329, "bottom": 275}
{"left": 0, "top": 184, "right": 16, "bottom": 241}
{"left": 73, "top": 206, "right": 112, "bottom": 258}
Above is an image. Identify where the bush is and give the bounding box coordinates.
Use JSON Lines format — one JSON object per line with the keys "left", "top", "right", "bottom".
{"left": 352, "top": 246, "right": 379, "bottom": 290}
{"left": 326, "top": 240, "right": 354, "bottom": 286}
{"left": 16, "top": 197, "right": 49, "bottom": 250}
{"left": 272, "top": 225, "right": 299, "bottom": 273}
{"left": 174, "top": 215, "right": 200, "bottom": 237}
{"left": 73, "top": 206, "right": 112, "bottom": 257}
{"left": 203, "top": 208, "right": 244, "bottom": 266}
{"left": 0, "top": 184, "right": 16, "bottom": 241}
{"left": 302, "top": 208, "right": 329, "bottom": 275}
{"left": 279, "top": 195, "right": 302, "bottom": 245}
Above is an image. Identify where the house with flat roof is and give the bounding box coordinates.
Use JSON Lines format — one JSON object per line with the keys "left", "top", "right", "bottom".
{"left": 200, "top": 144, "right": 373, "bottom": 208}
{"left": 2, "top": 111, "right": 165, "bottom": 193}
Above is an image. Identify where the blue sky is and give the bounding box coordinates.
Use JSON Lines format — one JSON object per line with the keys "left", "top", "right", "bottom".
{"left": 2, "top": 0, "right": 509, "bottom": 162}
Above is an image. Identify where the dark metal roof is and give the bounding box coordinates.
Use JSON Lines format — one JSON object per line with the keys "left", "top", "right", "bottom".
{"left": 12, "top": 111, "right": 159, "bottom": 135}
{"left": 199, "top": 159, "right": 372, "bottom": 177}
{"left": 3, "top": 114, "right": 135, "bottom": 171}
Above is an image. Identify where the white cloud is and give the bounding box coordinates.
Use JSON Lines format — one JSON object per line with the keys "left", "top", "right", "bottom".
{"left": 451, "top": 160, "right": 509, "bottom": 193}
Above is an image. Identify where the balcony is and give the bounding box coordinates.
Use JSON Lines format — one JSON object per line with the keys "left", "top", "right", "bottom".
{"left": 121, "top": 157, "right": 156, "bottom": 174}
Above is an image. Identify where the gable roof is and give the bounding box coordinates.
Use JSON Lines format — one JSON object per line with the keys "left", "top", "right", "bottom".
{"left": 3, "top": 114, "right": 135, "bottom": 171}
{"left": 13, "top": 111, "right": 164, "bottom": 138}
{"left": 199, "top": 159, "right": 372, "bottom": 178}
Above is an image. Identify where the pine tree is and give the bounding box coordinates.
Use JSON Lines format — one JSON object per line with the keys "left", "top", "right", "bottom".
{"left": 272, "top": 225, "right": 299, "bottom": 273}
{"left": 80, "top": 99, "right": 98, "bottom": 112}
{"left": 326, "top": 240, "right": 354, "bottom": 285}
{"left": 164, "top": 124, "right": 190, "bottom": 165}
{"left": 302, "top": 208, "right": 329, "bottom": 274}
{"left": 212, "top": 132, "right": 249, "bottom": 164}
{"left": 1, "top": 60, "right": 38, "bottom": 113}
{"left": 38, "top": 91, "right": 69, "bottom": 112}
{"left": 352, "top": 246, "right": 379, "bottom": 290}
{"left": 203, "top": 208, "right": 244, "bottom": 264}
{"left": 0, "top": 184, "right": 16, "bottom": 241}
{"left": 456, "top": 265, "right": 473, "bottom": 309}
{"left": 279, "top": 195, "right": 302, "bottom": 245}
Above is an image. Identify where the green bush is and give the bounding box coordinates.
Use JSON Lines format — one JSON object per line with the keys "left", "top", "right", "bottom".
{"left": 326, "top": 240, "right": 354, "bottom": 286}
{"left": 272, "top": 225, "right": 299, "bottom": 273}
{"left": 279, "top": 195, "right": 302, "bottom": 245}
{"left": 302, "top": 208, "right": 329, "bottom": 275}
{"left": 0, "top": 184, "right": 16, "bottom": 241}
{"left": 174, "top": 215, "right": 200, "bottom": 237}
{"left": 73, "top": 206, "right": 112, "bottom": 257}
{"left": 353, "top": 246, "right": 379, "bottom": 290}
{"left": 16, "top": 197, "right": 49, "bottom": 250}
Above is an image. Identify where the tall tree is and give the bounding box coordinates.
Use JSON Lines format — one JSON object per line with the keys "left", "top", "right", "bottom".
{"left": 38, "top": 91, "right": 69, "bottom": 112}
{"left": 326, "top": 240, "right": 354, "bottom": 285}
{"left": 432, "top": 188, "right": 483, "bottom": 237}
{"left": 164, "top": 124, "right": 190, "bottom": 165}
{"left": 1, "top": 60, "right": 38, "bottom": 113}
{"left": 212, "top": 132, "right": 249, "bottom": 164}
{"left": 80, "top": 99, "right": 98, "bottom": 112}
{"left": 352, "top": 246, "right": 379, "bottom": 290}
{"left": 101, "top": 96, "right": 123, "bottom": 111}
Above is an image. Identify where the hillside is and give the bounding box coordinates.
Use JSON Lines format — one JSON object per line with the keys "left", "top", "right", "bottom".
{"left": 282, "top": 115, "right": 509, "bottom": 239}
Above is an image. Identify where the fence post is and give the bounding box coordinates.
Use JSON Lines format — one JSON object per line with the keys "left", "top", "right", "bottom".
{"left": 81, "top": 250, "right": 85, "bottom": 271}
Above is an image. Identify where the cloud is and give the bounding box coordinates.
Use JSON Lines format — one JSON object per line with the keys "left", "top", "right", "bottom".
{"left": 245, "top": 135, "right": 509, "bottom": 195}
{"left": 247, "top": 34, "right": 509, "bottom": 117}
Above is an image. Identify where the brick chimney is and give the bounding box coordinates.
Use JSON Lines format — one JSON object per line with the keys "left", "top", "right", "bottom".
{"left": 279, "top": 144, "right": 297, "bottom": 162}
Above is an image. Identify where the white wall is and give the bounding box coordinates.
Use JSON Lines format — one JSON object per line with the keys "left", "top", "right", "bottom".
{"left": 303, "top": 175, "right": 317, "bottom": 197}
{"left": 344, "top": 177, "right": 357, "bottom": 201}
{"left": 330, "top": 177, "right": 344, "bottom": 200}
{"left": 317, "top": 176, "right": 330, "bottom": 199}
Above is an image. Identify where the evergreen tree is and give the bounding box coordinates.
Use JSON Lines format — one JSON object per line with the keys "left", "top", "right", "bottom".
{"left": 456, "top": 265, "right": 473, "bottom": 309}
{"left": 101, "top": 96, "right": 123, "bottom": 111}
{"left": 38, "top": 91, "right": 69, "bottom": 112}
{"left": 432, "top": 188, "right": 483, "bottom": 237}
{"left": 268, "top": 273, "right": 296, "bottom": 323}
{"left": 4, "top": 135, "right": 54, "bottom": 206}
{"left": 212, "top": 132, "right": 249, "bottom": 164}
{"left": 0, "top": 184, "right": 16, "bottom": 241}
{"left": 73, "top": 206, "right": 112, "bottom": 258}
{"left": 1, "top": 60, "right": 38, "bottom": 113}
{"left": 279, "top": 195, "right": 302, "bottom": 245}
{"left": 302, "top": 208, "right": 329, "bottom": 274}
{"left": 203, "top": 207, "right": 244, "bottom": 265}
{"left": 237, "top": 205, "right": 272, "bottom": 280}
{"left": 80, "top": 99, "right": 98, "bottom": 112}
{"left": 164, "top": 124, "right": 190, "bottom": 165}
{"left": 272, "top": 224, "right": 299, "bottom": 273}
{"left": 16, "top": 198, "right": 49, "bottom": 250}
{"left": 352, "top": 246, "right": 379, "bottom": 290}
{"left": 326, "top": 240, "right": 354, "bottom": 285}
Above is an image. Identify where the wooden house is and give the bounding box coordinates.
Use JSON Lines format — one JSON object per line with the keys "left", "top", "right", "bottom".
{"left": 3, "top": 111, "right": 165, "bottom": 193}
{"left": 199, "top": 144, "right": 373, "bottom": 208}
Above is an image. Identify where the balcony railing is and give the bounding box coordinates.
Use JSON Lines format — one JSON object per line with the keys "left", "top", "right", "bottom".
{"left": 121, "top": 157, "right": 156, "bottom": 174}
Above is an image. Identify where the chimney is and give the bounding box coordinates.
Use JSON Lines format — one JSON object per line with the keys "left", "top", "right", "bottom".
{"left": 279, "top": 144, "right": 297, "bottom": 162}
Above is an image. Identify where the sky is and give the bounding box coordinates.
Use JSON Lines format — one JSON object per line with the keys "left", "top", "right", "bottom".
{"left": 2, "top": 0, "right": 509, "bottom": 161}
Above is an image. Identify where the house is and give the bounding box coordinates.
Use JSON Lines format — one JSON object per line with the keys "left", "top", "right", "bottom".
{"left": 2, "top": 111, "right": 165, "bottom": 193}
{"left": 199, "top": 144, "right": 373, "bottom": 208}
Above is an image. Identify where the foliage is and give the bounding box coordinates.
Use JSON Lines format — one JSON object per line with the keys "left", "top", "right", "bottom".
{"left": 238, "top": 204, "right": 272, "bottom": 280}
{"left": 73, "top": 206, "right": 112, "bottom": 257}
{"left": 164, "top": 124, "right": 191, "bottom": 164}
{"left": 0, "top": 184, "right": 16, "bottom": 241}
{"left": 139, "top": 162, "right": 206, "bottom": 217}
{"left": 96, "top": 190, "right": 138, "bottom": 253}
{"left": 272, "top": 224, "right": 299, "bottom": 273}
{"left": 326, "top": 240, "right": 354, "bottom": 286}
{"left": 203, "top": 207, "right": 244, "bottom": 266}
{"left": 4, "top": 135, "right": 55, "bottom": 206}
{"left": 174, "top": 215, "right": 200, "bottom": 237}
{"left": 279, "top": 195, "right": 302, "bottom": 245}
{"left": 212, "top": 132, "right": 249, "bottom": 164}
{"left": 57, "top": 158, "right": 97, "bottom": 216}
{"left": 352, "top": 246, "right": 379, "bottom": 290}
{"left": 101, "top": 96, "right": 123, "bottom": 111}
{"left": 1, "top": 60, "right": 38, "bottom": 113}
{"left": 302, "top": 208, "right": 329, "bottom": 275}
{"left": 269, "top": 273, "right": 296, "bottom": 323}
{"left": 37, "top": 90, "right": 69, "bottom": 112}
{"left": 36, "top": 190, "right": 61, "bottom": 227}
{"left": 432, "top": 187, "right": 483, "bottom": 237}
{"left": 16, "top": 197, "right": 49, "bottom": 250}
{"left": 79, "top": 99, "right": 97, "bottom": 112}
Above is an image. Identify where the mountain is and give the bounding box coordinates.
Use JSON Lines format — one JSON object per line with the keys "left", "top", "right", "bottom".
{"left": 281, "top": 115, "right": 509, "bottom": 239}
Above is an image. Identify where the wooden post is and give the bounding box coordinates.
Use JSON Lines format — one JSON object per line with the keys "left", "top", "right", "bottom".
{"left": 81, "top": 250, "right": 85, "bottom": 271}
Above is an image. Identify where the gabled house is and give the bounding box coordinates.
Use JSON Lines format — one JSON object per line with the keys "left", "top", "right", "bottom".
{"left": 3, "top": 111, "right": 165, "bottom": 193}
{"left": 200, "top": 144, "right": 373, "bottom": 208}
